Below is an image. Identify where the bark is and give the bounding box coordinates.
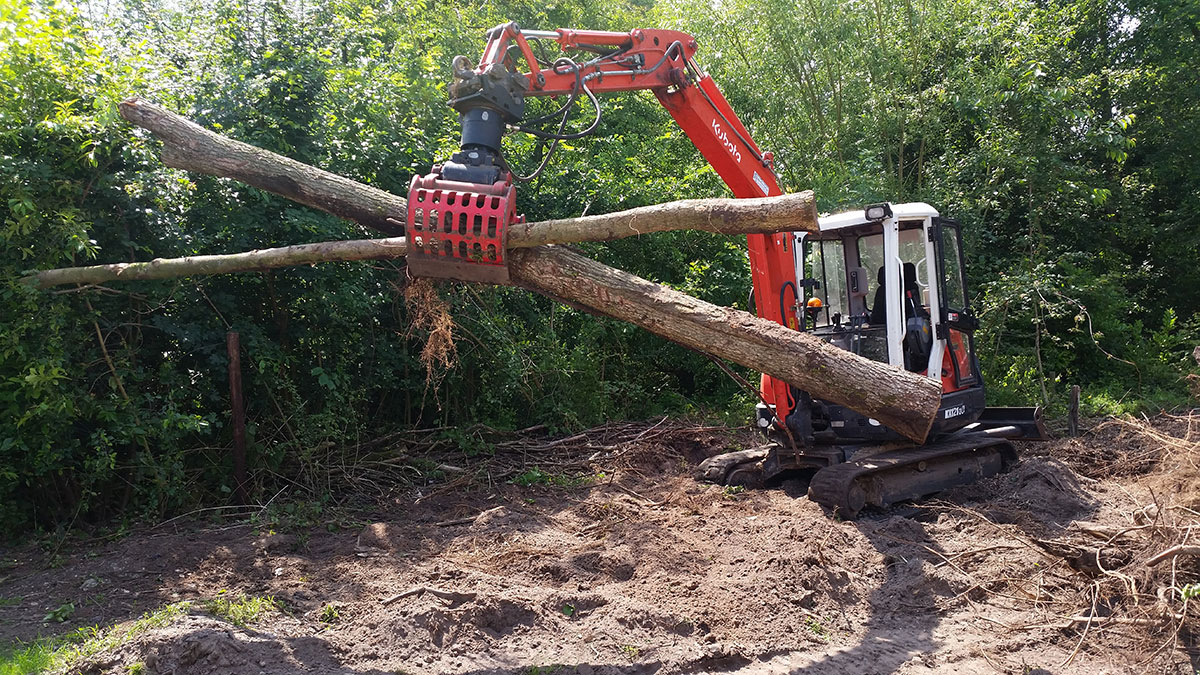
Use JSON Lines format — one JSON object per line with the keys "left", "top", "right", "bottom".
{"left": 513, "top": 192, "right": 817, "bottom": 246}
{"left": 30, "top": 237, "right": 411, "bottom": 289}
{"left": 120, "top": 98, "right": 407, "bottom": 235}
{"left": 29, "top": 237, "right": 940, "bottom": 439}
{"left": 29, "top": 190, "right": 816, "bottom": 288}
{"left": 31, "top": 97, "right": 941, "bottom": 441}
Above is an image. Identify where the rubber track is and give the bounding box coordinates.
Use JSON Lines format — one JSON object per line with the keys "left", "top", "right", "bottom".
{"left": 806, "top": 432, "right": 1017, "bottom": 517}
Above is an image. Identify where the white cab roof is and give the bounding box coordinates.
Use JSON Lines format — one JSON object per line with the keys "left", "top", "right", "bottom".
{"left": 816, "top": 202, "right": 940, "bottom": 232}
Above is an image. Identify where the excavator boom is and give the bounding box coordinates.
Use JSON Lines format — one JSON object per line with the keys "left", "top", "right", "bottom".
{"left": 410, "top": 22, "right": 799, "bottom": 426}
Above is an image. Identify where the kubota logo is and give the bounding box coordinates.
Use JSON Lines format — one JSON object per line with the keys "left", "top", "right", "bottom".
{"left": 712, "top": 119, "right": 742, "bottom": 164}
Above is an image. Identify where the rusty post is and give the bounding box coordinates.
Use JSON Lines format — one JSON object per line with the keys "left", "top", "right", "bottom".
{"left": 227, "top": 331, "right": 248, "bottom": 504}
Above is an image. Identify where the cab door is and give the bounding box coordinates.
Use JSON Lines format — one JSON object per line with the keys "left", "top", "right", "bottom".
{"left": 932, "top": 218, "right": 979, "bottom": 391}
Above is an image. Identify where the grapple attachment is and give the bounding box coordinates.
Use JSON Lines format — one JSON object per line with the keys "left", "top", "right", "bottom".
{"left": 406, "top": 171, "right": 522, "bottom": 285}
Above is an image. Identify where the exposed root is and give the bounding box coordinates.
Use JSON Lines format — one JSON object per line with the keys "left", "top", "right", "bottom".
{"left": 403, "top": 277, "right": 458, "bottom": 385}
{"left": 1035, "top": 411, "right": 1200, "bottom": 668}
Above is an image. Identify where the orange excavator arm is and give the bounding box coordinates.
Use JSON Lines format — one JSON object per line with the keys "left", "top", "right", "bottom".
{"left": 407, "top": 22, "right": 801, "bottom": 427}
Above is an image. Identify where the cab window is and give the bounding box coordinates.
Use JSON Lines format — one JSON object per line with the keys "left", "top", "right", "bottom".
{"left": 857, "top": 221, "right": 930, "bottom": 311}
{"left": 804, "top": 238, "right": 846, "bottom": 328}
{"left": 940, "top": 225, "right": 967, "bottom": 309}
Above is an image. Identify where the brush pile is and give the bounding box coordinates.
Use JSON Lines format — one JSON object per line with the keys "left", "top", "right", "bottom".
{"left": 1008, "top": 411, "right": 1200, "bottom": 667}
{"left": 326, "top": 417, "right": 736, "bottom": 500}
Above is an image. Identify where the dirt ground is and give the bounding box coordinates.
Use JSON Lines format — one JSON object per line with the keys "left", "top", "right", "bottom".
{"left": 2, "top": 413, "right": 1199, "bottom": 674}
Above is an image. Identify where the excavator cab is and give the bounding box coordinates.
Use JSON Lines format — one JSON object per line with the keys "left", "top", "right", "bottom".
{"left": 760, "top": 202, "right": 1044, "bottom": 446}
{"left": 758, "top": 203, "right": 987, "bottom": 443}
{"left": 795, "top": 202, "right": 983, "bottom": 425}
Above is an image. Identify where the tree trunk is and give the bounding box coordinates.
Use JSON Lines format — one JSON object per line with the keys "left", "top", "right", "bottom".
{"left": 32, "top": 97, "right": 942, "bottom": 441}
{"left": 29, "top": 182, "right": 817, "bottom": 287}
{"left": 118, "top": 98, "right": 819, "bottom": 242}
{"left": 120, "top": 98, "right": 407, "bottom": 236}
{"left": 30, "top": 236, "right": 940, "bottom": 439}
{"left": 514, "top": 192, "right": 817, "bottom": 246}
{"left": 508, "top": 246, "right": 940, "bottom": 441}
{"left": 29, "top": 237, "right": 411, "bottom": 289}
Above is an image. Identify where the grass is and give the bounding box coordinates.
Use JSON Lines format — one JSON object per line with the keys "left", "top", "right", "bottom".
{"left": 42, "top": 603, "right": 74, "bottom": 624}
{"left": 721, "top": 485, "right": 745, "bottom": 500}
{"left": 511, "top": 467, "right": 587, "bottom": 488}
{"left": 203, "top": 591, "right": 277, "bottom": 627}
{"left": 0, "top": 601, "right": 189, "bottom": 675}
{"left": 318, "top": 603, "right": 339, "bottom": 624}
{"left": 0, "top": 591, "right": 278, "bottom": 674}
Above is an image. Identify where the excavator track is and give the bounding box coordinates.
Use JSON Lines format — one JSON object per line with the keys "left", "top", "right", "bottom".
{"left": 806, "top": 432, "right": 1018, "bottom": 518}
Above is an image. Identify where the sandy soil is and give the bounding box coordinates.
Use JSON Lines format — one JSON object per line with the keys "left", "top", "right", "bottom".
{"left": 2, "top": 415, "right": 1198, "bottom": 674}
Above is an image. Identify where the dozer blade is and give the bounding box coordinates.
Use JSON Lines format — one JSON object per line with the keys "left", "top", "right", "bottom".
{"left": 974, "top": 406, "right": 1048, "bottom": 441}
{"left": 806, "top": 432, "right": 1018, "bottom": 518}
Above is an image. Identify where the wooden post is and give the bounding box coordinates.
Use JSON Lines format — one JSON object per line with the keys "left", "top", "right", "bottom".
{"left": 1068, "top": 384, "right": 1080, "bottom": 437}
{"left": 226, "top": 331, "right": 249, "bottom": 503}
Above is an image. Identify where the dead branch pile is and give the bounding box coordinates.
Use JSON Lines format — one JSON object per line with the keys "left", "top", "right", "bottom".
{"left": 1058, "top": 411, "right": 1200, "bottom": 481}
{"left": 1017, "top": 412, "right": 1200, "bottom": 667}
{"left": 326, "top": 417, "right": 736, "bottom": 499}
{"left": 858, "top": 413, "right": 1200, "bottom": 670}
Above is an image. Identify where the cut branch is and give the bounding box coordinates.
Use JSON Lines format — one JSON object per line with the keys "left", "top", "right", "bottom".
{"left": 29, "top": 237, "right": 410, "bottom": 289}
{"left": 1146, "top": 544, "right": 1200, "bottom": 567}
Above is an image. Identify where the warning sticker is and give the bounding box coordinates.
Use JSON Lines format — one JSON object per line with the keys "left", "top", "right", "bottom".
{"left": 752, "top": 171, "right": 769, "bottom": 195}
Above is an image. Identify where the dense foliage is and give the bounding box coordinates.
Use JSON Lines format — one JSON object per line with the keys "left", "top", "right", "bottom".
{"left": 0, "top": 0, "right": 1196, "bottom": 535}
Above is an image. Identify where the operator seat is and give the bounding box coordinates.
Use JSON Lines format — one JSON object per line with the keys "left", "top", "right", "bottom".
{"left": 902, "top": 262, "right": 928, "bottom": 319}
{"left": 870, "top": 266, "right": 887, "bottom": 324}
{"left": 901, "top": 261, "right": 933, "bottom": 371}
{"left": 871, "top": 264, "right": 932, "bottom": 322}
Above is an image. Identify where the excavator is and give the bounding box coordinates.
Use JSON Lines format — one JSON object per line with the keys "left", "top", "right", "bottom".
{"left": 406, "top": 23, "right": 1047, "bottom": 517}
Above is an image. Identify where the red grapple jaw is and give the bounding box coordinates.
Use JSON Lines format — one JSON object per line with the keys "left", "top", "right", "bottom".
{"left": 405, "top": 170, "right": 522, "bottom": 285}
